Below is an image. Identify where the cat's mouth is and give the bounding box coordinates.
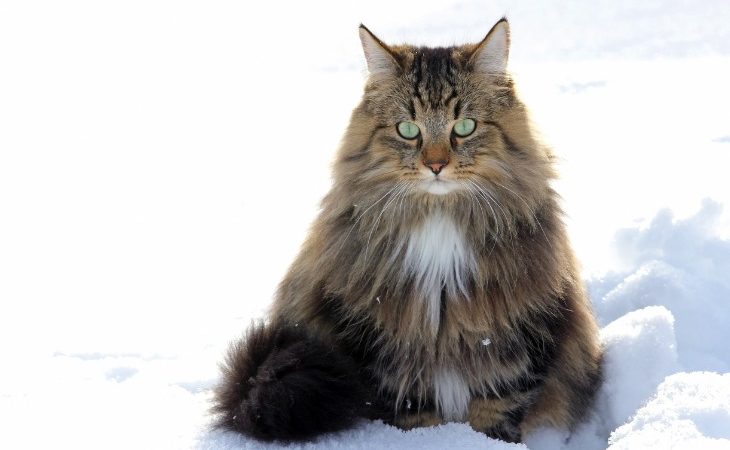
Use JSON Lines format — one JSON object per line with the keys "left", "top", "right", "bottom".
{"left": 420, "top": 177, "right": 459, "bottom": 195}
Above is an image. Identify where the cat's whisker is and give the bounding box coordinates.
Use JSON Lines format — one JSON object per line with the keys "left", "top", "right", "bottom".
{"left": 472, "top": 180, "right": 512, "bottom": 236}
{"left": 472, "top": 174, "right": 533, "bottom": 225}
{"left": 491, "top": 179, "right": 551, "bottom": 246}
{"left": 466, "top": 179, "right": 502, "bottom": 235}
{"left": 384, "top": 181, "right": 417, "bottom": 254}
{"left": 365, "top": 181, "right": 409, "bottom": 257}
{"left": 386, "top": 182, "right": 411, "bottom": 242}
{"left": 362, "top": 167, "right": 411, "bottom": 183}
{"left": 336, "top": 181, "right": 406, "bottom": 257}
{"left": 356, "top": 182, "right": 404, "bottom": 223}
{"left": 460, "top": 181, "right": 491, "bottom": 245}
{"left": 471, "top": 190, "right": 500, "bottom": 248}
{"left": 473, "top": 181, "right": 510, "bottom": 231}
{"left": 491, "top": 180, "right": 535, "bottom": 219}
{"left": 464, "top": 180, "right": 492, "bottom": 221}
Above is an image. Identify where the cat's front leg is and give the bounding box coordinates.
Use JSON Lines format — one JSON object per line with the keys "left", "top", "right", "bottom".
{"left": 392, "top": 410, "right": 443, "bottom": 430}
{"left": 467, "top": 392, "right": 536, "bottom": 443}
{"left": 365, "top": 392, "right": 445, "bottom": 430}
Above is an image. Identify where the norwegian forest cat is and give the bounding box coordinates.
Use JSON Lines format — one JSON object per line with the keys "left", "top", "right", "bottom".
{"left": 212, "top": 19, "right": 602, "bottom": 443}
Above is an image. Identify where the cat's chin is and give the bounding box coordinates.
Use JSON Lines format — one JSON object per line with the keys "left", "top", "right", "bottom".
{"left": 419, "top": 178, "right": 460, "bottom": 196}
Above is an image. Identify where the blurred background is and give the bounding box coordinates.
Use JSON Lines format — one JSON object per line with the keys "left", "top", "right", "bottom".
{"left": 0, "top": 1, "right": 729, "bottom": 448}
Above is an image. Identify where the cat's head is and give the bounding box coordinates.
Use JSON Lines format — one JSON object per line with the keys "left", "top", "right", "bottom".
{"left": 336, "top": 19, "right": 554, "bottom": 224}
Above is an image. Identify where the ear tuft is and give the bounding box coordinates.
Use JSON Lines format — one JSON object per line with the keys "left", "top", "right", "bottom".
{"left": 359, "top": 25, "right": 399, "bottom": 75}
{"left": 470, "top": 18, "right": 510, "bottom": 74}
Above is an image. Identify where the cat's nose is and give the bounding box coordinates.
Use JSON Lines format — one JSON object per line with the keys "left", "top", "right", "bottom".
{"left": 422, "top": 145, "right": 450, "bottom": 175}
{"left": 424, "top": 159, "right": 448, "bottom": 175}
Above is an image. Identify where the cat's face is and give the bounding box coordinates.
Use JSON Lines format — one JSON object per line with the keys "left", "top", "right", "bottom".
{"left": 347, "top": 19, "right": 552, "bottom": 213}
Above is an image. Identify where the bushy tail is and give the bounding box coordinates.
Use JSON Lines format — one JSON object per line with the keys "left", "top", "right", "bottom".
{"left": 211, "top": 321, "right": 365, "bottom": 441}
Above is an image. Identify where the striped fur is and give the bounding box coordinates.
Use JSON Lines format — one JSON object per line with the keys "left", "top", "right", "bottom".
{"left": 214, "top": 18, "right": 602, "bottom": 443}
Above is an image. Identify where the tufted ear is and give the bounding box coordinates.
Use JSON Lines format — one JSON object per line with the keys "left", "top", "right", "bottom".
{"left": 469, "top": 18, "right": 510, "bottom": 74}
{"left": 359, "top": 24, "right": 400, "bottom": 75}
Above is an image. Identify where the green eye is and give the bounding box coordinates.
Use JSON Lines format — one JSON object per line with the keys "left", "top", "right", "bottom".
{"left": 397, "top": 121, "right": 420, "bottom": 139}
{"left": 453, "top": 118, "right": 476, "bottom": 137}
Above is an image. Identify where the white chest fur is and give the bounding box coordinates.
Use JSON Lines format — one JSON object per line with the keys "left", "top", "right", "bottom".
{"left": 402, "top": 214, "right": 475, "bottom": 421}
{"left": 433, "top": 367, "right": 471, "bottom": 421}
{"left": 403, "top": 214, "right": 475, "bottom": 330}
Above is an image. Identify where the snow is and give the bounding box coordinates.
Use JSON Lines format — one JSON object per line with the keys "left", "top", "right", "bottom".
{"left": 200, "top": 422, "right": 527, "bottom": 450}
{"left": 608, "top": 372, "right": 730, "bottom": 450}
{"left": 1, "top": 1, "right": 730, "bottom": 449}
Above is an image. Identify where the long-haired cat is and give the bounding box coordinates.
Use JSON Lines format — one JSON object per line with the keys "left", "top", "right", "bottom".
{"left": 212, "top": 18, "right": 602, "bottom": 443}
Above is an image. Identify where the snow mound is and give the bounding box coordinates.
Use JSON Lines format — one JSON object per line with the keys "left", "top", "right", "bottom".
{"left": 591, "top": 200, "right": 730, "bottom": 372}
{"left": 608, "top": 372, "right": 730, "bottom": 449}
{"left": 598, "top": 306, "right": 679, "bottom": 431}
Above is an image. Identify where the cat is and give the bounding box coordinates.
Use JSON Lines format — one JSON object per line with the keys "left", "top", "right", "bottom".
{"left": 212, "top": 18, "right": 603, "bottom": 443}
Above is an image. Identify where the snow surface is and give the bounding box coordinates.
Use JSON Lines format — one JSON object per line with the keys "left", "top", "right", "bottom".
{"left": 1, "top": 1, "right": 730, "bottom": 449}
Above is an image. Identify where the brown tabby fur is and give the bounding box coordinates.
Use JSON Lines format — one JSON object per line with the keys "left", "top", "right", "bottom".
{"left": 234, "top": 19, "right": 602, "bottom": 442}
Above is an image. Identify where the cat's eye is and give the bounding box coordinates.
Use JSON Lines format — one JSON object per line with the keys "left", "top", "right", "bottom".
{"left": 397, "top": 121, "right": 420, "bottom": 139}
{"left": 453, "top": 118, "right": 476, "bottom": 137}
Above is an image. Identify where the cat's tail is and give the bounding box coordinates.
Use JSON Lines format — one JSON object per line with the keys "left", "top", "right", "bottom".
{"left": 211, "top": 320, "right": 366, "bottom": 441}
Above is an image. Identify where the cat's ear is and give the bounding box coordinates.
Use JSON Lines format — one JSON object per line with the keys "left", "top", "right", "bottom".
{"left": 359, "top": 24, "right": 400, "bottom": 75}
{"left": 469, "top": 18, "right": 510, "bottom": 74}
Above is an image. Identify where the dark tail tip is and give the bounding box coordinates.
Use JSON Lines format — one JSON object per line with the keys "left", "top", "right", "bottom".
{"left": 211, "top": 321, "right": 365, "bottom": 441}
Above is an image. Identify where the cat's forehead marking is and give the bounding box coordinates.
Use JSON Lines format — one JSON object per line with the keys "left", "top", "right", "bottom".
{"left": 409, "top": 47, "right": 460, "bottom": 111}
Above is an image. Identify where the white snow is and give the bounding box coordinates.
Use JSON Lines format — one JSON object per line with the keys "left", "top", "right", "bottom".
{"left": 608, "top": 372, "right": 730, "bottom": 450}
{"left": 1, "top": 1, "right": 730, "bottom": 449}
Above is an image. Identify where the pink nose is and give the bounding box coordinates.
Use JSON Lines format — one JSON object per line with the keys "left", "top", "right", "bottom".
{"left": 425, "top": 161, "right": 448, "bottom": 175}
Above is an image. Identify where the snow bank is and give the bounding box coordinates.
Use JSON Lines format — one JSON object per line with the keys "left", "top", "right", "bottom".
{"left": 608, "top": 372, "right": 730, "bottom": 449}
{"left": 597, "top": 306, "right": 679, "bottom": 433}
{"left": 591, "top": 200, "right": 730, "bottom": 373}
